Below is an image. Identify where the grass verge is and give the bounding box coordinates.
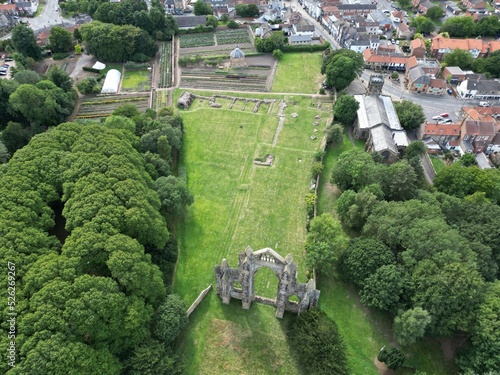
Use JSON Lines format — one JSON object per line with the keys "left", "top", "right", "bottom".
{"left": 272, "top": 53, "right": 323, "bottom": 94}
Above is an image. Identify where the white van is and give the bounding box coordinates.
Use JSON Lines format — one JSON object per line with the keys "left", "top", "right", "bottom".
{"left": 479, "top": 101, "right": 489, "bottom": 107}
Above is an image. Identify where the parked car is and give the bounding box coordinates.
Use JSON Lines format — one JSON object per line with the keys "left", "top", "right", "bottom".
{"left": 447, "top": 88, "right": 453, "bottom": 95}
{"left": 444, "top": 119, "right": 453, "bottom": 124}
{"left": 0, "top": 71, "right": 7, "bottom": 76}
{"left": 432, "top": 115, "right": 443, "bottom": 121}
{"left": 440, "top": 113, "right": 449, "bottom": 117}
{"left": 479, "top": 101, "right": 489, "bottom": 107}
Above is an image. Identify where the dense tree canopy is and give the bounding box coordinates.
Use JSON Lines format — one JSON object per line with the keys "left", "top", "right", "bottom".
{"left": 439, "top": 16, "right": 476, "bottom": 37}
{"left": 322, "top": 49, "right": 363, "bottom": 91}
{"left": 0, "top": 115, "right": 190, "bottom": 373}
{"left": 193, "top": 0, "right": 213, "bottom": 15}
{"left": 80, "top": 21, "right": 158, "bottom": 62}
{"left": 444, "top": 49, "right": 473, "bottom": 70}
{"left": 49, "top": 26, "right": 74, "bottom": 53}
{"left": 410, "top": 16, "right": 435, "bottom": 34}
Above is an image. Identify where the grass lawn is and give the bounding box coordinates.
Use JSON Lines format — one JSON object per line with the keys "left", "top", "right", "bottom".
{"left": 272, "top": 53, "right": 323, "bottom": 94}
{"left": 121, "top": 69, "right": 151, "bottom": 91}
{"left": 430, "top": 155, "right": 446, "bottom": 175}
{"left": 175, "top": 95, "right": 330, "bottom": 374}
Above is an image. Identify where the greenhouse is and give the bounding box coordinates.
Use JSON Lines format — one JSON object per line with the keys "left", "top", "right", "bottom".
{"left": 101, "top": 69, "right": 121, "bottom": 94}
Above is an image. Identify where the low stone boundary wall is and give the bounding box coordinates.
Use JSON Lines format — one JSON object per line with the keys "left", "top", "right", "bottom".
{"left": 187, "top": 284, "right": 212, "bottom": 317}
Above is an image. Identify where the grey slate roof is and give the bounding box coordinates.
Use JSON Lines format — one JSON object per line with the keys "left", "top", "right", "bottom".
{"left": 465, "top": 78, "right": 500, "bottom": 92}
{"left": 338, "top": 4, "right": 377, "bottom": 10}
{"left": 408, "top": 66, "right": 431, "bottom": 85}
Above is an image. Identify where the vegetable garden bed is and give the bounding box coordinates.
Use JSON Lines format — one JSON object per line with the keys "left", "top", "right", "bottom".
{"left": 158, "top": 42, "right": 172, "bottom": 88}
{"left": 76, "top": 93, "right": 150, "bottom": 118}
{"left": 215, "top": 28, "right": 251, "bottom": 45}
{"left": 179, "top": 33, "right": 216, "bottom": 48}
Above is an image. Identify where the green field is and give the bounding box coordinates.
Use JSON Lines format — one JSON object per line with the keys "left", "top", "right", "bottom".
{"left": 272, "top": 53, "right": 324, "bottom": 94}
{"left": 121, "top": 69, "right": 151, "bottom": 91}
{"left": 174, "top": 95, "right": 331, "bottom": 374}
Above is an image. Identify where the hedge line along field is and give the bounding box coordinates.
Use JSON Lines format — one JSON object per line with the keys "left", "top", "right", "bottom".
{"left": 174, "top": 94, "right": 332, "bottom": 375}
{"left": 75, "top": 93, "right": 150, "bottom": 119}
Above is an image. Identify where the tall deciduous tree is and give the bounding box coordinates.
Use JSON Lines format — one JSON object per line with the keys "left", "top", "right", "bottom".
{"left": 12, "top": 24, "right": 42, "bottom": 60}
{"left": 444, "top": 49, "right": 473, "bottom": 70}
{"left": 393, "top": 307, "right": 431, "bottom": 346}
{"left": 361, "top": 264, "right": 404, "bottom": 312}
{"left": 49, "top": 26, "right": 74, "bottom": 53}
{"left": 325, "top": 55, "right": 357, "bottom": 91}
{"left": 305, "top": 213, "right": 349, "bottom": 273}
{"left": 394, "top": 100, "right": 426, "bottom": 130}
{"left": 193, "top": 0, "right": 212, "bottom": 15}
{"left": 155, "top": 176, "right": 193, "bottom": 220}
{"left": 155, "top": 294, "right": 188, "bottom": 344}
{"left": 426, "top": 6, "right": 444, "bottom": 21}
{"left": 333, "top": 95, "right": 360, "bottom": 125}
{"left": 440, "top": 16, "right": 476, "bottom": 37}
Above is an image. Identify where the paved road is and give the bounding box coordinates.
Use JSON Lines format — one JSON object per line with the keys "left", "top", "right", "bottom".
{"left": 1, "top": 0, "right": 74, "bottom": 40}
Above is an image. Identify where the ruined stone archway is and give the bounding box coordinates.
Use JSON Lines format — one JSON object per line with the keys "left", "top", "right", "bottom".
{"left": 214, "top": 246, "right": 320, "bottom": 318}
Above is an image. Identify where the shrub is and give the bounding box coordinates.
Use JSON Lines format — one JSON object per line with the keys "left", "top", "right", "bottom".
{"left": 52, "top": 52, "right": 70, "bottom": 60}
{"left": 227, "top": 20, "right": 239, "bottom": 29}
{"left": 82, "top": 66, "right": 101, "bottom": 74}
{"left": 125, "top": 61, "right": 151, "bottom": 70}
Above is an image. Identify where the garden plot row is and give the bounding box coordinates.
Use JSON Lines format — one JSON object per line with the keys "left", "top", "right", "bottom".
{"left": 215, "top": 28, "right": 251, "bottom": 45}
{"left": 179, "top": 33, "right": 215, "bottom": 48}
{"left": 158, "top": 42, "right": 172, "bottom": 88}
{"left": 180, "top": 76, "right": 267, "bottom": 92}
{"left": 76, "top": 94, "right": 150, "bottom": 119}
{"left": 178, "top": 44, "right": 255, "bottom": 57}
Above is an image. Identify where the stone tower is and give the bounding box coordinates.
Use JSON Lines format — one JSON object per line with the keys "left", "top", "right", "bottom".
{"left": 367, "top": 75, "right": 384, "bottom": 95}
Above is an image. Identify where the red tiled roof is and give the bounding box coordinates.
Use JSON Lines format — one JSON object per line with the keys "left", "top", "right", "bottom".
{"left": 362, "top": 49, "right": 408, "bottom": 64}
{"left": 430, "top": 78, "right": 446, "bottom": 88}
{"left": 0, "top": 4, "right": 16, "bottom": 11}
{"left": 424, "top": 123, "right": 461, "bottom": 135}
{"left": 410, "top": 38, "right": 425, "bottom": 50}
{"left": 406, "top": 56, "right": 418, "bottom": 70}
{"left": 464, "top": 120, "right": 495, "bottom": 136}
{"left": 431, "top": 35, "right": 487, "bottom": 54}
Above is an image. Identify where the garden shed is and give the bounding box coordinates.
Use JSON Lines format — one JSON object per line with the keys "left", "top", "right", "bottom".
{"left": 101, "top": 69, "right": 121, "bottom": 94}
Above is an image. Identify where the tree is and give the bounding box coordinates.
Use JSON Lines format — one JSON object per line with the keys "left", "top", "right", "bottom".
{"left": 394, "top": 100, "right": 425, "bottom": 130}
{"left": 326, "top": 123, "right": 344, "bottom": 144}
{"left": 460, "top": 153, "right": 477, "bottom": 167}
{"left": 411, "top": 261, "right": 485, "bottom": 336}
{"left": 331, "top": 149, "right": 381, "bottom": 192}
{"left": 333, "top": 95, "right": 360, "bottom": 125}
{"left": 0, "top": 79, "right": 19, "bottom": 128}
{"left": 13, "top": 70, "right": 42, "bottom": 85}
{"left": 360, "top": 265, "right": 404, "bottom": 312}
{"left": 272, "top": 49, "right": 283, "bottom": 60}
{"left": 457, "top": 281, "right": 500, "bottom": 374}
{"left": 305, "top": 213, "right": 349, "bottom": 273}
{"left": 426, "top": 6, "right": 444, "bottom": 21}
{"left": 205, "top": 15, "right": 218, "bottom": 29}
{"left": 154, "top": 294, "right": 188, "bottom": 344}
{"left": 255, "top": 31, "right": 286, "bottom": 52}
{"left": 404, "top": 140, "right": 426, "bottom": 160}
{"left": 287, "top": 309, "right": 349, "bottom": 375}
{"left": 475, "top": 15, "right": 500, "bottom": 37}
{"left": 411, "top": 16, "right": 435, "bottom": 34}
{"left": 393, "top": 307, "right": 431, "bottom": 346}
{"left": 235, "top": 3, "right": 259, "bottom": 17}
{"left": 124, "top": 339, "right": 183, "bottom": 375}
{"left": 483, "top": 50, "right": 500, "bottom": 77}
{"left": 444, "top": 49, "right": 473, "bottom": 70}
{"left": 155, "top": 176, "right": 194, "bottom": 219}
{"left": 0, "top": 121, "right": 31, "bottom": 154}
{"left": 321, "top": 49, "right": 364, "bottom": 75}
{"left": 377, "top": 346, "right": 406, "bottom": 370}
{"left": 440, "top": 16, "right": 476, "bottom": 37}
{"left": 49, "top": 26, "right": 74, "bottom": 53}
{"left": 382, "top": 160, "right": 418, "bottom": 201}
{"left": 11, "top": 24, "right": 42, "bottom": 60}
{"left": 227, "top": 20, "right": 239, "bottom": 29}
{"left": 325, "top": 55, "right": 357, "bottom": 91}
{"left": 47, "top": 65, "right": 74, "bottom": 92}
{"left": 193, "top": 0, "right": 212, "bottom": 15}
{"left": 335, "top": 187, "right": 380, "bottom": 231}
{"left": 77, "top": 77, "right": 101, "bottom": 94}
{"left": 340, "top": 237, "right": 395, "bottom": 287}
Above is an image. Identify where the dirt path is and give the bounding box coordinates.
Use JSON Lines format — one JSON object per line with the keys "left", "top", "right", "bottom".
{"left": 69, "top": 53, "right": 94, "bottom": 79}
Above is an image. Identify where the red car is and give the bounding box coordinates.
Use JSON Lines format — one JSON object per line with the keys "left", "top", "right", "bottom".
{"left": 440, "top": 113, "right": 449, "bottom": 117}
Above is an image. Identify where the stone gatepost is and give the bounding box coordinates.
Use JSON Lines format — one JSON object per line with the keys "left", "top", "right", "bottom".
{"left": 240, "top": 246, "right": 254, "bottom": 310}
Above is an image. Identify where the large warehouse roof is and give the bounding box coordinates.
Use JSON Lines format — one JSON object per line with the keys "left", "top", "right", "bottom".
{"left": 101, "top": 69, "right": 121, "bottom": 94}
